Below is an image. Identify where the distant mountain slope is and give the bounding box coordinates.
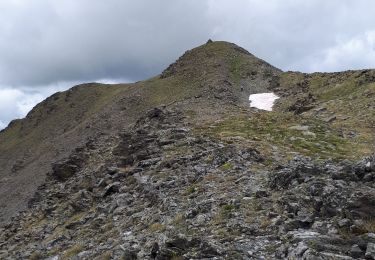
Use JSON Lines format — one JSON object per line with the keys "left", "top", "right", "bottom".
{"left": 0, "top": 41, "right": 374, "bottom": 259}
{"left": 0, "top": 41, "right": 281, "bottom": 225}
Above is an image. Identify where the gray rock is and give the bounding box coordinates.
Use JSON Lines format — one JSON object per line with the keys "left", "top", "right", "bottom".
{"left": 289, "top": 125, "right": 310, "bottom": 131}
{"left": 324, "top": 116, "right": 337, "bottom": 123}
{"left": 338, "top": 218, "right": 351, "bottom": 228}
{"left": 366, "top": 243, "right": 375, "bottom": 259}
{"left": 350, "top": 244, "right": 363, "bottom": 258}
{"left": 289, "top": 242, "right": 308, "bottom": 258}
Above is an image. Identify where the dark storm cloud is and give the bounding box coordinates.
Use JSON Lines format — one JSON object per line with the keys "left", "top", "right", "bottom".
{"left": 0, "top": 0, "right": 212, "bottom": 86}
{"left": 1, "top": 0, "right": 375, "bottom": 128}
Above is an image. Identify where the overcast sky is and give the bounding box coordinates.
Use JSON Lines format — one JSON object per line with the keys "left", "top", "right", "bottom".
{"left": 1, "top": 0, "right": 375, "bottom": 129}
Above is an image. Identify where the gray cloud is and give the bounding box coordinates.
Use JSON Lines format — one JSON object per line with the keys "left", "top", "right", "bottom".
{"left": 1, "top": 0, "right": 375, "bottom": 128}
{"left": 0, "top": 0, "right": 212, "bottom": 86}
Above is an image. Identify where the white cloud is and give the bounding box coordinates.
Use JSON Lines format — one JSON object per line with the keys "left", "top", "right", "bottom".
{"left": 309, "top": 31, "right": 375, "bottom": 72}
{"left": 0, "top": 121, "right": 6, "bottom": 130}
{"left": 0, "top": 87, "right": 54, "bottom": 129}
{"left": 205, "top": 0, "right": 375, "bottom": 72}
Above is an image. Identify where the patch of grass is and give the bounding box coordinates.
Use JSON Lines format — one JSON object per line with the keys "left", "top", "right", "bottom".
{"left": 29, "top": 251, "right": 43, "bottom": 260}
{"left": 220, "top": 204, "right": 236, "bottom": 219}
{"left": 185, "top": 184, "right": 198, "bottom": 194}
{"left": 61, "top": 244, "right": 84, "bottom": 260}
{"left": 173, "top": 213, "right": 185, "bottom": 226}
{"left": 315, "top": 79, "right": 358, "bottom": 101}
{"left": 277, "top": 71, "right": 375, "bottom": 159}
{"left": 212, "top": 204, "right": 237, "bottom": 225}
{"left": 149, "top": 223, "right": 165, "bottom": 232}
{"left": 363, "top": 218, "right": 375, "bottom": 233}
{"left": 98, "top": 251, "right": 112, "bottom": 260}
{"left": 222, "top": 204, "right": 235, "bottom": 211}
{"left": 259, "top": 217, "right": 272, "bottom": 229}
{"left": 229, "top": 55, "right": 246, "bottom": 85}
{"left": 196, "top": 111, "right": 368, "bottom": 160}
{"left": 336, "top": 218, "right": 375, "bottom": 237}
{"left": 220, "top": 162, "right": 234, "bottom": 171}
{"left": 264, "top": 243, "right": 280, "bottom": 254}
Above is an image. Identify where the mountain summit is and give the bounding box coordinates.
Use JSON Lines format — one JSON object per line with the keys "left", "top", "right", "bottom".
{"left": 1, "top": 41, "right": 375, "bottom": 259}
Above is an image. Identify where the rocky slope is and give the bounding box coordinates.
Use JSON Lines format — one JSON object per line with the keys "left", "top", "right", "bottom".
{"left": 0, "top": 41, "right": 375, "bottom": 259}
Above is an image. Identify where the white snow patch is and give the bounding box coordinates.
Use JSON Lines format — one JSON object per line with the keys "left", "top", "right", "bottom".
{"left": 249, "top": 92, "right": 279, "bottom": 111}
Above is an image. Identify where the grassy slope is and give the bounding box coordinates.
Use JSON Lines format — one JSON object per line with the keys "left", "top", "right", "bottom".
{"left": 198, "top": 70, "right": 374, "bottom": 161}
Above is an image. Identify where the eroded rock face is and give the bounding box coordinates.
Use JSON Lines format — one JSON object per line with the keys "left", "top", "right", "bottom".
{"left": 51, "top": 162, "right": 79, "bottom": 181}
{"left": 50, "top": 148, "right": 88, "bottom": 181}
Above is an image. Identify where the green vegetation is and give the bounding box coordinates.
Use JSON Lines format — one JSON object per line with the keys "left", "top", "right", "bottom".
{"left": 61, "top": 244, "right": 84, "bottom": 260}
{"left": 197, "top": 111, "right": 369, "bottom": 160}
{"left": 220, "top": 204, "right": 236, "bottom": 218}
{"left": 229, "top": 55, "right": 246, "bottom": 85}
{"left": 0, "top": 83, "right": 130, "bottom": 151}
{"left": 186, "top": 184, "right": 198, "bottom": 194}
{"left": 98, "top": 251, "right": 112, "bottom": 260}
{"left": 222, "top": 204, "right": 235, "bottom": 212}
{"left": 220, "top": 162, "right": 234, "bottom": 171}
{"left": 29, "top": 251, "right": 43, "bottom": 260}
{"left": 364, "top": 218, "right": 375, "bottom": 233}
{"left": 149, "top": 222, "right": 165, "bottom": 232}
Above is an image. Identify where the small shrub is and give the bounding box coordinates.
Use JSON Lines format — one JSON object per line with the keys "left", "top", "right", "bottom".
{"left": 363, "top": 218, "right": 375, "bottom": 233}
{"left": 61, "top": 244, "right": 84, "bottom": 260}
{"left": 186, "top": 185, "right": 197, "bottom": 194}
{"left": 222, "top": 204, "right": 235, "bottom": 212}
{"left": 220, "top": 162, "right": 233, "bottom": 171}
{"left": 149, "top": 223, "right": 165, "bottom": 232}
{"left": 220, "top": 204, "right": 236, "bottom": 219}
{"left": 99, "top": 251, "right": 112, "bottom": 260}
{"left": 173, "top": 213, "right": 185, "bottom": 225}
{"left": 29, "top": 251, "right": 43, "bottom": 260}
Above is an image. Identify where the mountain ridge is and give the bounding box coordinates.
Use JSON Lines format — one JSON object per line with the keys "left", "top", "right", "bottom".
{"left": 0, "top": 40, "right": 375, "bottom": 259}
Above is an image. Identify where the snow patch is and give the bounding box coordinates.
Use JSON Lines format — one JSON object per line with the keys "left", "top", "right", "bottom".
{"left": 249, "top": 92, "right": 279, "bottom": 111}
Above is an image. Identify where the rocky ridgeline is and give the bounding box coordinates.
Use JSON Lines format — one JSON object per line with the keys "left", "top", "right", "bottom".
{"left": 0, "top": 107, "right": 375, "bottom": 260}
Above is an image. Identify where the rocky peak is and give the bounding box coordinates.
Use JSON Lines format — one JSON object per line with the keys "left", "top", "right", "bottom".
{"left": 160, "top": 41, "right": 281, "bottom": 80}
